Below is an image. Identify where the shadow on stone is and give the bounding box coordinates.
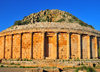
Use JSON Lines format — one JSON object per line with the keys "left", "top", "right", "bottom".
{"left": 43, "top": 70, "right": 48, "bottom": 72}
{"left": 59, "top": 68, "right": 63, "bottom": 72}
{"left": 93, "top": 64, "right": 96, "bottom": 67}
{"left": 0, "top": 59, "right": 2, "bottom": 63}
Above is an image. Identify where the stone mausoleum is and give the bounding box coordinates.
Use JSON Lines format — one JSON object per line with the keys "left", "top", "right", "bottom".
{"left": 0, "top": 22, "right": 100, "bottom": 60}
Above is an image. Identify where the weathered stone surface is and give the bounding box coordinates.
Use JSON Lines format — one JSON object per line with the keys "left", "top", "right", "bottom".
{"left": 33, "top": 33, "right": 43, "bottom": 59}
{"left": 0, "top": 36, "right": 4, "bottom": 59}
{"left": 91, "top": 37, "right": 96, "bottom": 59}
{"left": 0, "top": 68, "right": 100, "bottom": 72}
{"left": 0, "top": 31, "right": 99, "bottom": 60}
{"left": 82, "top": 35, "right": 89, "bottom": 59}
{"left": 1, "top": 22, "right": 100, "bottom": 37}
{"left": 45, "top": 32, "right": 57, "bottom": 59}
{"left": 71, "top": 34, "right": 79, "bottom": 59}
{"left": 13, "top": 34, "right": 21, "bottom": 59}
{"left": 87, "top": 36, "right": 91, "bottom": 59}
{"left": 58, "top": 33, "right": 67, "bottom": 59}
{"left": 22, "top": 33, "right": 31, "bottom": 59}
{"left": 0, "top": 22, "right": 100, "bottom": 60}
{"left": 5, "top": 35, "right": 11, "bottom": 59}
{"left": 0, "top": 68, "right": 43, "bottom": 72}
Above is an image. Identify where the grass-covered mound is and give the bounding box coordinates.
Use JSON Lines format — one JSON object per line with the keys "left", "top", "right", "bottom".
{"left": 13, "top": 9, "right": 94, "bottom": 29}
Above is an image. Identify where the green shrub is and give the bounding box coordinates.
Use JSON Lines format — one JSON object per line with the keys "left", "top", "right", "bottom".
{"left": 16, "top": 58, "right": 22, "bottom": 61}
{"left": 23, "top": 58, "right": 28, "bottom": 61}
{"left": 66, "top": 12, "right": 72, "bottom": 16}
{"left": 0, "top": 65, "right": 4, "bottom": 67}
{"left": 56, "top": 18, "right": 65, "bottom": 22}
{"left": 28, "top": 59, "right": 33, "bottom": 61}
{"left": 87, "top": 67, "right": 96, "bottom": 72}
{"left": 14, "top": 20, "right": 22, "bottom": 25}
{"left": 36, "top": 17, "right": 41, "bottom": 22}
{"left": 14, "top": 20, "right": 30, "bottom": 26}
{"left": 20, "top": 66, "right": 35, "bottom": 68}
{"left": 41, "top": 19, "right": 46, "bottom": 22}
{"left": 46, "top": 16, "right": 52, "bottom": 22}
{"left": 20, "top": 66, "right": 25, "bottom": 68}
{"left": 10, "top": 63, "right": 20, "bottom": 65}
{"left": 43, "top": 66, "right": 56, "bottom": 69}
{"left": 22, "top": 20, "right": 29, "bottom": 25}
{"left": 46, "top": 16, "right": 49, "bottom": 22}
{"left": 10, "top": 26, "right": 13, "bottom": 29}
{"left": 72, "top": 16, "right": 78, "bottom": 21}
{"left": 76, "top": 58, "right": 80, "bottom": 61}
{"left": 79, "top": 20, "right": 94, "bottom": 29}
{"left": 10, "top": 63, "right": 15, "bottom": 65}
{"left": 88, "top": 25, "right": 94, "bottom": 29}
{"left": 68, "top": 19, "right": 73, "bottom": 23}
{"left": 75, "top": 66, "right": 96, "bottom": 72}
{"left": 62, "top": 15, "right": 65, "bottom": 17}
{"left": 79, "top": 20, "right": 85, "bottom": 26}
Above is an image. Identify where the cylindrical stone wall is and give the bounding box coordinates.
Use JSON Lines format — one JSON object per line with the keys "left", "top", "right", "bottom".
{"left": 0, "top": 31, "right": 99, "bottom": 60}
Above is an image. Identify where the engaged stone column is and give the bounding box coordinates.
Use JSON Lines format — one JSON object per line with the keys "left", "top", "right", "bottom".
{"left": 3, "top": 36, "right": 6, "bottom": 59}
{"left": 41, "top": 32, "right": 45, "bottom": 59}
{"left": 95, "top": 37, "right": 98, "bottom": 59}
{"left": 55, "top": 32, "right": 58, "bottom": 59}
{"left": 20, "top": 33, "right": 22, "bottom": 59}
{"left": 11, "top": 34, "right": 13, "bottom": 58}
{"left": 67, "top": 33, "right": 70, "bottom": 59}
{"left": 87, "top": 35, "right": 91, "bottom": 59}
{"left": 78, "top": 34, "right": 81, "bottom": 59}
{"left": 30, "top": 32, "right": 33, "bottom": 59}
{"left": 97, "top": 37, "right": 100, "bottom": 58}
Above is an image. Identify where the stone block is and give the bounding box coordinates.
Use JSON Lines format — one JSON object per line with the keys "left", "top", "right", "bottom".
{"left": 0, "top": 36, "right": 4, "bottom": 59}
{"left": 5, "top": 35, "right": 12, "bottom": 59}
{"left": 22, "top": 33, "right": 31, "bottom": 59}
{"left": 13, "top": 34, "right": 21, "bottom": 59}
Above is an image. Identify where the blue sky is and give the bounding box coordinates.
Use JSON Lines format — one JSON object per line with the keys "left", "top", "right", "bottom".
{"left": 0, "top": 0, "right": 100, "bottom": 32}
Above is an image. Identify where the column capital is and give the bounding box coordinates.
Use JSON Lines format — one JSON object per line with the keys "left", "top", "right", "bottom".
{"left": 55, "top": 32, "right": 59, "bottom": 33}
{"left": 78, "top": 33, "right": 83, "bottom": 35}
{"left": 11, "top": 34, "right": 14, "bottom": 36}
{"left": 42, "top": 31, "right": 46, "bottom": 33}
{"left": 29, "top": 32, "right": 34, "bottom": 34}
{"left": 94, "top": 36, "right": 99, "bottom": 38}
{"left": 66, "top": 32, "right": 71, "bottom": 34}
{"left": 4, "top": 35, "right": 6, "bottom": 37}
{"left": 19, "top": 33, "right": 23, "bottom": 35}
{"left": 54, "top": 32, "right": 59, "bottom": 35}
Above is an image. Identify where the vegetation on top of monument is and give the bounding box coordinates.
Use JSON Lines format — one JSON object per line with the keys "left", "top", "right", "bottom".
{"left": 56, "top": 18, "right": 65, "bottom": 22}
{"left": 13, "top": 9, "right": 94, "bottom": 29}
{"left": 14, "top": 20, "right": 30, "bottom": 26}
